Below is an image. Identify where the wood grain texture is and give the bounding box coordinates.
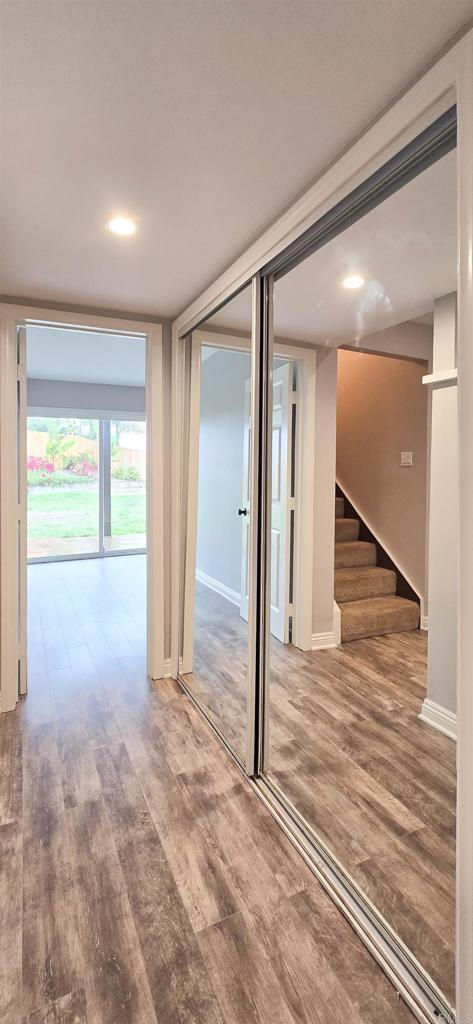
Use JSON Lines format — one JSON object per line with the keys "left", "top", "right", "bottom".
{"left": 183, "top": 580, "right": 456, "bottom": 1002}
{"left": 0, "top": 557, "right": 419, "bottom": 1022}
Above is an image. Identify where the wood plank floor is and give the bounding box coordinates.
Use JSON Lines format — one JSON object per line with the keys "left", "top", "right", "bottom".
{"left": 0, "top": 556, "right": 418, "bottom": 1024}
{"left": 185, "top": 582, "right": 456, "bottom": 1004}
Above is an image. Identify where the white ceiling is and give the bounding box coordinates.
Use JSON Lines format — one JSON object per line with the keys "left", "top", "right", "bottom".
{"left": 27, "top": 327, "right": 145, "bottom": 386}
{"left": 209, "top": 148, "right": 456, "bottom": 344}
{"left": 0, "top": 1, "right": 471, "bottom": 319}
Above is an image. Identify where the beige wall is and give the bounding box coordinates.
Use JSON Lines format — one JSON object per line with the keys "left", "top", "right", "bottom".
{"left": 336, "top": 348, "right": 429, "bottom": 598}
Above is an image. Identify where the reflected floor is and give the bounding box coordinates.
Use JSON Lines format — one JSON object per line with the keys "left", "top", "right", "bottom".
{"left": 183, "top": 581, "right": 456, "bottom": 1003}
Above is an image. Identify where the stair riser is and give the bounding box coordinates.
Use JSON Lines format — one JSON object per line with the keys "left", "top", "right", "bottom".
{"left": 335, "top": 519, "right": 359, "bottom": 542}
{"left": 335, "top": 497, "right": 345, "bottom": 518}
{"left": 335, "top": 572, "right": 396, "bottom": 603}
{"left": 341, "top": 604, "right": 420, "bottom": 643}
{"left": 335, "top": 543, "right": 376, "bottom": 569}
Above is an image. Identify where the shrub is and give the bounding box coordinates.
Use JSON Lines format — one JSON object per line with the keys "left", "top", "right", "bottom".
{"left": 65, "top": 451, "right": 97, "bottom": 472}
{"left": 71, "top": 459, "right": 97, "bottom": 478}
{"left": 46, "top": 434, "right": 75, "bottom": 464}
{"left": 112, "top": 466, "right": 141, "bottom": 481}
{"left": 27, "top": 456, "right": 54, "bottom": 473}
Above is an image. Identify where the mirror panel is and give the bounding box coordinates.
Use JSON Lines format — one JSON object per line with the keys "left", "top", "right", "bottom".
{"left": 179, "top": 284, "right": 253, "bottom": 764}
{"left": 266, "top": 146, "right": 457, "bottom": 1003}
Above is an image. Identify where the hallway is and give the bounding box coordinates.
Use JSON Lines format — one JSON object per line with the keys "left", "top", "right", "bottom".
{"left": 0, "top": 556, "right": 418, "bottom": 1024}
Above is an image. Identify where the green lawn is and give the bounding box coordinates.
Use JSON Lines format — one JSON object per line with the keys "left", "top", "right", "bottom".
{"left": 27, "top": 491, "right": 146, "bottom": 538}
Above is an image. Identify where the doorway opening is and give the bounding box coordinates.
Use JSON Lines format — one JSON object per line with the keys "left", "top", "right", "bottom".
{"left": 25, "top": 324, "right": 149, "bottom": 696}
{"left": 0, "top": 306, "right": 165, "bottom": 714}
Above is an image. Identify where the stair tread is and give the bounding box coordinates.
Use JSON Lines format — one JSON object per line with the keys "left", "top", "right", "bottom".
{"left": 335, "top": 496, "right": 344, "bottom": 518}
{"left": 335, "top": 518, "right": 360, "bottom": 542}
{"left": 340, "top": 595, "right": 420, "bottom": 642}
{"left": 335, "top": 540, "right": 377, "bottom": 568}
{"left": 335, "top": 566, "right": 396, "bottom": 601}
{"left": 335, "top": 566, "right": 393, "bottom": 580}
{"left": 340, "top": 595, "right": 418, "bottom": 612}
{"left": 335, "top": 540, "right": 373, "bottom": 550}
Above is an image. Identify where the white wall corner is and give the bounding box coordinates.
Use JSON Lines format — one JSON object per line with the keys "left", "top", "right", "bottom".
{"left": 418, "top": 697, "right": 457, "bottom": 740}
{"left": 420, "top": 597, "right": 428, "bottom": 631}
{"left": 312, "top": 630, "right": 337, "bottom": 651}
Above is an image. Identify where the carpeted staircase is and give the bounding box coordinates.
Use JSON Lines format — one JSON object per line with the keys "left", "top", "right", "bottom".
{"left": 335, "top": 495, "right": 420, "bottom": 643}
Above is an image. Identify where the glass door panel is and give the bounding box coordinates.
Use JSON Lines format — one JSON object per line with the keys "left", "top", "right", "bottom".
{"left": 27, "top": 416, "right": 99, "bottom": 559}
{"left": 104, "top": 419, "right": 146, "bottom": 552}
{"left": 265, "top": 145, "right": 457, "bottom": 1005}
{"left": 179, "top": 284, "right": 253, "bottom": 765}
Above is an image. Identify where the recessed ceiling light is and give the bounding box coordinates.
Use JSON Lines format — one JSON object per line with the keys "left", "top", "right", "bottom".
{"left": 107, "top": 216, "right": 137, "bottom": 236}
{"left": 342, "top": 273, "right": 365, "bottom": 290}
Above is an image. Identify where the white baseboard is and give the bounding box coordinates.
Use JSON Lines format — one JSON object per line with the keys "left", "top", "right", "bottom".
{"left": 420, "top": 615, "right": 429, "bottom": 631}
{"left": 418, "top": 697, "right": 457, "bottom": 740}
{"left": 196, "top": 568, "right": 241, "bottom": 607}
{"left": 163, "top": 658, "right": 173, "bottom": 678}
{"left": 333, "top": 600, "right": 341, "bottom": 646}
{"left": 312, "top": 630, "right": 337, "bottom": 651}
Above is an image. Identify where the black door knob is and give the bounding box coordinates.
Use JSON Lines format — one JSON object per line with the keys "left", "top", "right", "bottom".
{"left": 238, "top": 508, "right": 248, "bottom": 516}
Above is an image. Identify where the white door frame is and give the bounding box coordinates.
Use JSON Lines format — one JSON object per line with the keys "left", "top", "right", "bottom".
{"left": 170, "top": 30, "right": 473, "bottom": 1020}
{"left": 179, "top": 327, "right": 315, "bottom": 674}
{"left": 0, "top": 304, "right": 165, "bottom": 712}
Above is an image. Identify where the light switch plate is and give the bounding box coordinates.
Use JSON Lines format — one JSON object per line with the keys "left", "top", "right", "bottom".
{"left": 401, "top": 451, "right": 413, "bottom": 467}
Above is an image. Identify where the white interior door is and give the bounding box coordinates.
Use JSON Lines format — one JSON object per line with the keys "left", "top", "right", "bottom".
{"left": 17, "top": 326, "right": 27, "bottom": 694}
{"left": 270, "top": 363, "right": 291, "bottom": 643}
{"left": 240, "top": 363, "right": 291, "bottom": 643}
{"left": 239, "top": 378, "right": 251, "bottom": 623}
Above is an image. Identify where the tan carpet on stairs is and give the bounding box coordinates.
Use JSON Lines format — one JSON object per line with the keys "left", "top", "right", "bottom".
{"left": 335, "top": 495, "right": 420, "bottom": 642}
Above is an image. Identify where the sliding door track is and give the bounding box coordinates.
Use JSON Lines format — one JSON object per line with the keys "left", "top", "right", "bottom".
{"left": 252, "top": 775, "right": 454, "bottom": 1024}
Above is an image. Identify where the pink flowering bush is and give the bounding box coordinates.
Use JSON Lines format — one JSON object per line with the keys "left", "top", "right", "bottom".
{"left": 27, "top": 456, "right": 54, "bottom": 473}
{"left": 72, "top": 459, "right": 97, "bottom": 477}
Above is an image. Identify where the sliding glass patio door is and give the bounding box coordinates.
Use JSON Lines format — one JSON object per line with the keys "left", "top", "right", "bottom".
{"left": 27, "top": 415, "right": 146, "bottom": 561}
{"left": 27, "top": 416, "right": 100, "bottom": 559}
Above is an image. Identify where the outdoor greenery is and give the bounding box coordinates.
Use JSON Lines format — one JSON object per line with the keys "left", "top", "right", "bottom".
{"left": 27, "top": 492, "right": 146, "bottom": 539}
{"left": 27, "top": 469, "right": 97, "bottom": 488}
{"left": 112, "top": 465, "right": 141, "bottom": 481}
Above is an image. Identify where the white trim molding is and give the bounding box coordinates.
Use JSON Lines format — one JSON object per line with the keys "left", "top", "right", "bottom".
{"left": 422, "top": 368, "right": 458, "bottom": 388}
{"left": 311, "top": 630, "right": 337, "bottom": 651}
{"left": 419, "top": 697, "right": 457, "bottom": 741}
{"left": 196, "top": 568, "right": 241, "bottom": 607}
{"left": 333, "top": 600, "right": 342, "bottom": 646}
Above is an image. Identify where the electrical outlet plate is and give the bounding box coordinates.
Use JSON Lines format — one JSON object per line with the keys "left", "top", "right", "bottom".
{"left": 401, "top": 451, "right": 413, "bottom": 467}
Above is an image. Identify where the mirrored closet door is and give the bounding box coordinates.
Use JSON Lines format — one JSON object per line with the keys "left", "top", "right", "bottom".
{"left": 262, "top": 119, "right": 457, "bottom": 1012}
